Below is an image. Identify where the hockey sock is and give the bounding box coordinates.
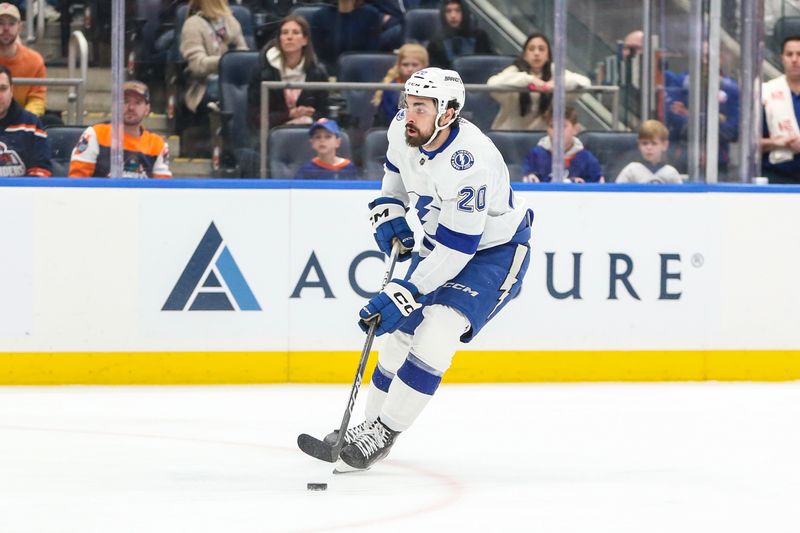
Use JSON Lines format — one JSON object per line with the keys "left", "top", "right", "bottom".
{"left": 379, "top": 353, "right": 442, "bottom": 432}
{"left": 365, "top": 363, "right": 393, "bottom": 421}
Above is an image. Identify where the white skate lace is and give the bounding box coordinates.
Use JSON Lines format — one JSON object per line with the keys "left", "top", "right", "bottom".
{"left": 344, "top": 420, "right": 372, "bottom": 444}
{"left": 353, "top": 421, "right": 390, "bottom": 458}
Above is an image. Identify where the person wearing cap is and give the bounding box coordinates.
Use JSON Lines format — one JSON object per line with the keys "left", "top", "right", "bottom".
{"left": 0, "top": 2, "right": 47, "bottom": 117}
{"left": 293, "top": 118, "right": 358, "bottom": 179}
{"left": 68, "top": 81, "right": 172, "bottom": 178}
{"left": 0, "top": 65, "right": 51, "bottom": 177}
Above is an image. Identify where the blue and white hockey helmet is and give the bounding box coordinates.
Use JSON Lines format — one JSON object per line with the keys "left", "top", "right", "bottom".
{"left": 403, "top": 67, "right": 466, "bottom": 119}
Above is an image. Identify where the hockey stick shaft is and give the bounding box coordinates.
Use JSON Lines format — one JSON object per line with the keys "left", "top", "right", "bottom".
{"left": 331, "top": 241, "right": 401, "bottom": 455}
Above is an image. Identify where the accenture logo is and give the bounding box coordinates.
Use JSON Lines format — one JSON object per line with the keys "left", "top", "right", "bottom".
{"left": 162, "top": 222, "right": 261, "bottom": 311}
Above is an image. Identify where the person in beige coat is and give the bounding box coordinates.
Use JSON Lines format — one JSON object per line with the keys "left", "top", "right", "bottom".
{"left": 179, "top": 0, "right": 248, "bottom": 114}
{"left": 487, "top": 33, "right": 590, "bottom": 130}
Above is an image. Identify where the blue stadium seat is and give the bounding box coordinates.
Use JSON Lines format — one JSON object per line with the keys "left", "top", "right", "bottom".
{"left": 577, "top": 131, "right": 640, "bottom": 182}
{"left": 289, "top": 4, "right": 324, "bottom": 24}
{"left": 46, "top": 125, "right": 86, "bottom": 177}
{"left": 452, "top": 55, "right": 515, "bottom": 130}
{"left": 231, "top": 5, "right": 257, "bottom": 50}
{"left": 337, "top": 53, "right": 398, "bottom": 131}
{"left": 219, "top": 51, "right": 260, "bottom": 148}
{"left": 403, "top": 9, "right": 441, "bottom": 47}
{"left": 268, "top": 126, "right": 353, "bottom": 179}
{"left": 217, "top": 50, "right": 260, "bottom": 176}
{"left": 363, "top": 128, "right": 389, "bottom": 180}
{"left": 486, "top": 130, "right": 545, "bottom": 181}
{"left": 772, "top": 16, "right": 800, "bottom": 54}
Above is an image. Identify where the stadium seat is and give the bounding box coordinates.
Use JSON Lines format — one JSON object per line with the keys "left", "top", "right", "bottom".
{"left": 486, "top": 130, "right": 545, "bottom": 181}
{"left": 231, "top": 5, "right": 257, "bottom": 50}
{"left": 772, "top": 16, "right": 800, "bottom": 54}
{"left": 268, "top": 126, "right": 353, "bottom": 179}
{"left": 289, "top": 4, "right": 324, "bottom": 24}
{"left": 452, "top": 55, "right": 515, "bottom": 130}
{"left": 218, "top": 50, "right": 260, "bottom": 176}
{"left": 363, "top": 128, "right": 389, "bottom": 180}
{"left": 403, "top": 9, "right": 441, "bottom": 47}
{"left": 577, "top": 131, "right": 640, "bottom": 182}
{"left": 337, "top": 53, "right": 398, "bottom": 131}
{"left": 46, "top": 125, "right": 87, "bottom": 177}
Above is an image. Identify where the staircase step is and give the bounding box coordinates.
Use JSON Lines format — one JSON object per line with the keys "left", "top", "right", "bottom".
{"left": 46, "top": 66, "right": 110, "bottom": 92}
{"left": 172, "top": 158, "right": 212, "bottom": 178}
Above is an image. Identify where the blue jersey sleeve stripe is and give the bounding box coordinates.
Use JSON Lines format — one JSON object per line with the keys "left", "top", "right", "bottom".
{"left": 385, "top": 158, "right": 400, "bottom": 173}
{"left": 435, "top": 224, "right": 481, "bottom": 255}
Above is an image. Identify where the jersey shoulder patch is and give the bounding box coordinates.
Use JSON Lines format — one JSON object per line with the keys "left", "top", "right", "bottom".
{"left": 450, "top": 149, "right": 475, "bottom": 171}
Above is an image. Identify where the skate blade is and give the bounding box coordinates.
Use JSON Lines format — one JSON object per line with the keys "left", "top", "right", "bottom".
{"left": 332, "top": 459, "right": 369, "bottom": 474}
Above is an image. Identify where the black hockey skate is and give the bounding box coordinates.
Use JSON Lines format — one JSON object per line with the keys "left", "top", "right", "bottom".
{"left": 323, "top": 419, "right": 373, "bottom": 447}
{"left": 335, "top": 418, "right": 399, "bottom": 473}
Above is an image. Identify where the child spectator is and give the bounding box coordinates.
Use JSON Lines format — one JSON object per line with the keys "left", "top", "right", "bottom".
{"left": 522, "top": 106, "right": 604, "bottom": 183}
{"left": 372, "top": 44, "right": 429, "bottom": 128}
{"left": 616, "top": 120, "right": 682, "bottom": 183}
{"left": 294, "top": 118, "right": 358, "bottom": 180}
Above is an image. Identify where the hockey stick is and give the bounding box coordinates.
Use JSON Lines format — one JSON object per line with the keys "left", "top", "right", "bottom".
{"left": 297, "top": 240, "right": 401, "bottom": 463}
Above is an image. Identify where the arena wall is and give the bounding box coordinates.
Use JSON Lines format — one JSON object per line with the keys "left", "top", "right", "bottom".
{"left": 1, "top": 179, "right": 798, "bottom": 384}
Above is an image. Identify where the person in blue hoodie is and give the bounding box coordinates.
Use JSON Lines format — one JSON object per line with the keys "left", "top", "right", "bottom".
{"left": 521, "top": 106, "right": 604, "bottom": 183}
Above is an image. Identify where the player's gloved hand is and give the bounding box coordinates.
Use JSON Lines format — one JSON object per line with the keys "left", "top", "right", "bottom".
{"left": 358, "top": 279, "right": 422, "bottom": 336}
{"left": 368, "top": 197, "right": 414, "bottom": 262}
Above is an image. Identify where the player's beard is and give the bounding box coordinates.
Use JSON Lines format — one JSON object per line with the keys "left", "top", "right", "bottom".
{"left": 405, "top": 124, "right": 433, "bottom": 148}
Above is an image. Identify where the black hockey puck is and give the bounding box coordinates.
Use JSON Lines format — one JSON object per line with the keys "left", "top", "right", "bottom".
{"left": 307, "top": 482, "right": 327, "bottom": 491}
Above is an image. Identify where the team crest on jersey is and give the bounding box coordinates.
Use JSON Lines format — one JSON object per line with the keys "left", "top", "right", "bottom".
{"left": 0, "top": 141, "right": 25, "bottom": 177}
{"left": 451, "top": 149, "right": 474, "bottom": 171}
{"left": 75, "top": 133, "right": 90, "bottom": 154}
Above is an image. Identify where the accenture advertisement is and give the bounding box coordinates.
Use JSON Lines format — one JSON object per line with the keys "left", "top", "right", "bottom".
{"left": 0, "top": 182, "right": 798, "bottom": 353}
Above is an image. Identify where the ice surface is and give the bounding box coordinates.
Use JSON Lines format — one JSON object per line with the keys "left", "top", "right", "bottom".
{"left": 0, "top": 383, "right": 798, "bottom": 532}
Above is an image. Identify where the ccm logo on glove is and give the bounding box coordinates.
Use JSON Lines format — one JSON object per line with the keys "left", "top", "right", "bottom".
{"left": 390, "top": 289, "right": 418, "bottom": 315}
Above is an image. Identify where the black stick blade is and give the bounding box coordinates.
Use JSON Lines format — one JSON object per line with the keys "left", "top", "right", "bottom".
{"left": 297, "top": 433, "right": 339, "bottom": 463}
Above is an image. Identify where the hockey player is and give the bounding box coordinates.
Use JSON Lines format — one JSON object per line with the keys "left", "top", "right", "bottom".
{"left": 332, "top": 67, "right": 533, "bottom": 471}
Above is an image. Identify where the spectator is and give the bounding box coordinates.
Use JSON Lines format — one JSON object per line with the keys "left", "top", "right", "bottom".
{"left": 180, "top": 0, "right": 248, "bottom": 115}
{"left": 761, "top": 35, "right": 800, "bottom": 184}
{"left": 622, "top": 30, "right": 643, "bottom": 59}
{"left": 427, "top": 0, "right": 492, "bottom": 69}
{"left": 372, "top": 44, "right": 428, "bottom": 127}
{"left": 367, "top": 0, "right": 405, "bottom": 51}
{"left": 487, "top": 33, "right": 590, "bottom": 130}
{"left": 0, "top": 3, "right": 46, "bottom": 117}
{"left": 294, "top": 118, "right": 358, "bottom": 179}
{"left": 0, "top": 66, "right": 51, "bottom": 177}
{"left": 522, "top": 106, "right": 603, "bottom": 183}
{"left": 311, "top": 0, "right": 382, "bottom": 75}
{"left": 69, "top": 81, "right": 171, "bottom": 178}
{"left": 664, "top": 44, "right": 739, "bottom": 175}
{"left": 616, "top": 120, "right": 682, "bottom": 183}
{"left": 248, "top": 15, "right": 329, "bottom": 130}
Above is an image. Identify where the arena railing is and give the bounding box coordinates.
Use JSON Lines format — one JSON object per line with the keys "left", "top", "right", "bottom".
{"left": 24, "top": 0, "right": 46, "bottom": 44}
{"left": 15, "top": 31, "right": 88, "bottom": 125}
{"left": 258, "top": 81, "right": 620, "bottom": 179}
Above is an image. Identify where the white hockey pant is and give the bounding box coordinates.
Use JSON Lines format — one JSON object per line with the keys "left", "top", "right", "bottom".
{"left": 365, "top": 304, "right": 470, "bottom": 431}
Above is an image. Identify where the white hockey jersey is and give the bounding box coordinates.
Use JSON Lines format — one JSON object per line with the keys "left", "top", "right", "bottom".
{"left": 380, "top": 111, "right": 530, "bottom": 295}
